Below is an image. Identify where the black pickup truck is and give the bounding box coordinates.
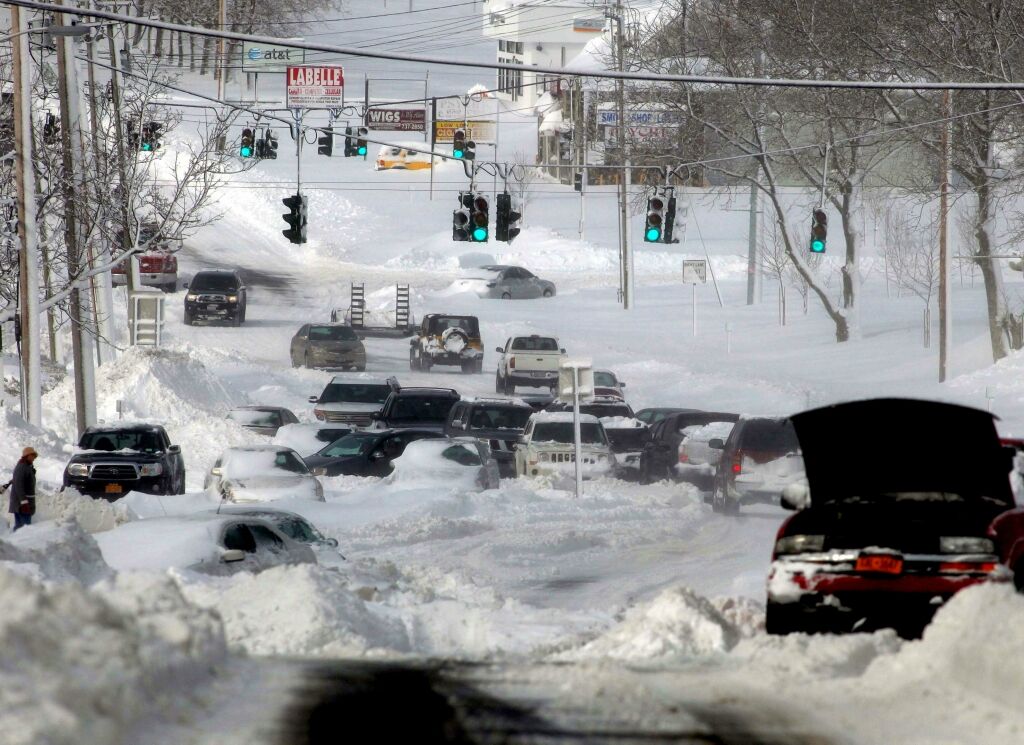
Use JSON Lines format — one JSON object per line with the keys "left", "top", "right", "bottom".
{"left": 62, "top": 424, "right": 186, "bottom": 500}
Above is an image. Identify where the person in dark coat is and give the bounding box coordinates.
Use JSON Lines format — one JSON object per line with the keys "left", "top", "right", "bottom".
{"left": 9, "top": 447, "right": 38, "bottom": 531}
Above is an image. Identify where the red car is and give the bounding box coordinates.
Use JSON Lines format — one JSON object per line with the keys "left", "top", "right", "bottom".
{"left": 111, "top": 250, "right": 178, "bottom": 293}
{"left": 767, "top": 398, "right": 1020, "bottom": 637}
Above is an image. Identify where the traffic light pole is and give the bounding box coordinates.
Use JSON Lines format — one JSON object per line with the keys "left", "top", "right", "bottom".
{"left": 291, "top": 108, "right": 304, "bottom": 195}
{"left": 613, "top": 4, "right": 632, "bottom": 310}
{"left": 939, "top": 90, "right": 952, "bottom": 383}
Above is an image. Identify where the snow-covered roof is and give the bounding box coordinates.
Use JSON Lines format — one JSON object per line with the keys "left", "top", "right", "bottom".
{"left": 530, "top": 411, "right": 600, "bottom": 424}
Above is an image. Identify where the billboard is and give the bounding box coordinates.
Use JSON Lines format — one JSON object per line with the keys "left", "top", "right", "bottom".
{"left": 286, "top": 66, "right": 344, "bottom": 108}
{"left": 241, "top": 42, "right": 305, "bottom": 72}
{"left": 434, "top": 120, "right": 496, "bottom": 144}
{"left": 365, "top": 107, "right": 427, "bottom": 132}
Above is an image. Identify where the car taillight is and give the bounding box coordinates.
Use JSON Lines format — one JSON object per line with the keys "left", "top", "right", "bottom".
{"left": 938, "top": 561, "right": 998, "bottom": 573}
{"left": 509, "top": 357, "right": 515, "bottom": 369}
{"left": 731, "top": 452, "right": 742, "bottom": 475}
{"left": 678, "top": 449, "right": 689, "bottom": 464}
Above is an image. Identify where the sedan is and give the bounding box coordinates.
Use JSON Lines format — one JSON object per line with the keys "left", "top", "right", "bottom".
{"left": 453, "top": 265, "right": 555, "bottom": 299}
{"left": 206, "top": 445, "right": 325, "bottom": 503}
{"left": 214, "top": 506, "right": 342, "bottom": 553}
{"left": 227, "top": 406, "right": 299, "bottom": 437}
{"left": 388, "top": 437, "right": 501, "bottom": 491}
{"left": 290, "top": 323, "right": 367, "bottom": 370}
{"left": 303, "top": 428, "right": 444, "bottom": 477}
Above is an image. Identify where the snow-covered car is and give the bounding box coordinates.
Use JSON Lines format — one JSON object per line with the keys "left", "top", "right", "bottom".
{"left": 272, "top": 423, "right": 354, "bottom": 458}
{"left": 451, "top": 265, "right": 556, "bottom": 299}
{"left": 205, "top": 445, "right": 325, "bottom": 503}
{"left": 309, "top": 375, "right": 399, "bottom": 427}
{"left": 495, "top": 334, "right": 565, "bottom": 394}
{"left": 409, "top": 314, "right": 484, "bottom": 373}
{"left": 677, "top": 420, "right": 736, "bottom": 491}
{"left": 94, "top": 513, "right": 316, "bottom": 575}
{"left": 514, "top": 412, "right": 615, "bottom": 479}
{"left": 710, "top": 416, "right": 803, "bottom": 514}
{"left": 213, "top": 506, "right": 341, "bottom": 551}
{"left": 545, "top": 398, "right": 647, "bottom": 477}
{"left": 226, "top": 406, "right": 299, "bottom": 437}
{"left": 444, "top": 397, "right": 535, "bottom": 478}
{"left": 387, "top": 437, "right": 500, "bottom": 491}
{"left": 375, "top": 144, "right": 434, "bottom": 171}
{"left": 592, "top": 369, "right": 626, "bottom": 400}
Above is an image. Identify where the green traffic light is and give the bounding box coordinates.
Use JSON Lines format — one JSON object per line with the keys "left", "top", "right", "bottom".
{"left": 240, "top": 146, "right": 252, "bottom": 157}
{"left": 358, "top": 146, "right": 367, "bottom": 156}
{"left": 646, "top": 227, "right": 661, "bottom": 241}
{"left": 811, "top": 238, "right": 826, "bottom": 253}
{"left": 454, "top": 149, "right": 464, "bottom": 159}
{"left": 141, "top": 143, "right": 153, "bottom": 152}
{"left": 472, "top": 226, "right": 487, "bottom": 241}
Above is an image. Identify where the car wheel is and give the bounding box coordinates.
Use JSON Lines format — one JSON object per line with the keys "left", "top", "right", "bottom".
{"left": 183, "top": 310, "right": 193, "bottom": 326}
{"left": 303, "top": 352, "right": 311, "bottom": 369}
{"left": 231, "top": 312, "right": 242, "bottom": 327}
{"left": 461, "top": 360, "right": 474, "bottom": 374}
{"left": 1015, "top": 560, "right": 1024, "bottom": 593}
{"left": 474, "top": 359, "right": 484, "bottom": 374}
{"left": 543, "top": 289, "right": 553, "bottom": 298}
{"left": 409, "top": 350, "right": 420, "bottom": 371}
{"left": 765, "top": 602, "right": 805, "bottom": 635}
{"left": 495, "top": 372, "right": 504, "bottom": 393}
{"left": 162, "top": 281, "right": 176, "bottom": 293}
{"left": 356, "top": 364, "right": 366, "bottom": 372}
{"left": 177, "top": 471, "right": 187, "bottom": 494}
{"left": 503, "top": 376, "right": 515, "bottom": 395}
{"left": 421, "top": 356, "right": 433, "bottom": 372}
{"left": 501, "top": 292, "right": 512, "bottom": 300}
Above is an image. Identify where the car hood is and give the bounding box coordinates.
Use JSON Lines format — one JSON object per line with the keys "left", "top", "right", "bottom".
{"left": 68, "top": 450, "right": 164, "bottom": 464}
{"left": 315, "top": 402, "right": 383, "bottom": 413}
{"left": 222, "top": 475, "right": 320, "bottom": 502}
{"left": 790, "top": 398, "right": 1013, "bottom": 506}
{"left": 303, "top": 453, "right": 364, "bottom": 469}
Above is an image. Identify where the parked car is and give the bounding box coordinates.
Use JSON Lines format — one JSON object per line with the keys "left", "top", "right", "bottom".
{"left": 709, "top": 416, "right": 803, "bottom": 514}
{"left": 444, "top": 397, "right": 535, "bottom": 478}
{"left": 375, "top": 144, "right": 434, "bottom": 171}
{"left": 638, "top": 410, "right": 738, "bottom": 484}
{"left": 95, "top": 513, "right": 315, "bottom": 575}
{"left": 545, "top": 398, "right": 648, "bottom": 477}
{"left": 226, "top": 406, "right": 299, "bottom": 437}
{"left": 767, "top": 398, "right": 1019, "bottom": 637}
{"left": 451, "top": 265, "right": 556, "bottom": 299}
{"left": 309, "top": 375, "right": 399, "bottom": 427}
{"left": 514, "top": 412, "right": 615, "bottom": 479}
{"left": 214, "top": 505, "right": 340, "bottom": 551}
{"left": 303, "top": 428, "right": 445, "bottom": 477}
{"left": 635, "top": 408, "right": 692, "bottom": 425}
{"left": 495, "top": 335, "right": 565, "bottom": 394}
{"left": 373, "top": 387, "right": 461, "bottom": 432}
{"left": 272, "top": 423, "right": 354, "bottom": 458}
{"left": 677, "top": 420, "right": 737, "bottom": 491}
{"left": 62, "top": 423, "right": 186, "bottom": 500}
{"left": 111, "top": 221, "right": 182, "bottom": 292}
{"left": 593, "top": 370, "right": 626, "bottom": 400}
{"left": 205, "top": 445, "right": 325, "bottom": 503}
{"left": 388, "top": 438, "right": 501, "bottom": 491}
{"left": 290, "top": 323, "right": 366, "bottom": 370}
{"left": 183, "top": 270, "right": 247, "bottom": 326}
{"left": 409, "top": 314, "right": 483, "bottom": 373}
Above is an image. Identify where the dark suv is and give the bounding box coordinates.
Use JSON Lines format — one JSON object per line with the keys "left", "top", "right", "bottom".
{"left": 638, "top": 410, "right": 739, "bottom": 484}
{"left": 445, "top": 398, "right": 534, "bottom": 477}
{"left": 373, "top": 387, "right": 461, "bottom": 433}
{"left": 63, "top": 424, "right": 186, "bottom": 500}
{"left": 709, "top": 416, "right": 802, "bottom": 514}
{"left": 184, "top": 270, "right": 247, "bottom": 326}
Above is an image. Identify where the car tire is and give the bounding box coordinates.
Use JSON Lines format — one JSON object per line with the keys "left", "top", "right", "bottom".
{"left": 183, "top": 310, "right": 193, "bottom": 326}
{"left": 543, "top": 289, "right": 553, "bottom": 298}
{"left": 503, "top": 376, "right": 515, "bottom": 395}
{"left": 495, "top": 372, "right": 504, "bottom": 393}
{"left": 231, "top": 312, "right": 242, "bottom": 327}
{"left": 422, "top": 356, "right": 433, "bottom": 372}
{"left": 501, "top": 292, "right": 512, "bottom": 300}
{"left": 356, "top": 364, "right": 366, "bottom": 372}
{"left": 474, "top": 359, "right": 484, "bottom": 374}
{"left": 162, "top": 281, "right": 177, "bottom": 293}
{"left": 461, "top": 360, "right": 474, "bottom": 374}
{"left": 712, "top": 484, "right": 738, "bottom": 514}
{"left": 409, "top": 350, "right": 420, "bottom": 371}
{"left": 303, "top": 352, "right": 311, "bottom": 369}
{"left": 177, "top": 471, "right": 187, "bottom": 494}
{"left": 1015, "top": 560, "right": 1024, "bottom": 593}
{"left": 765, "top": 602, "right": 805, "bottom": 635}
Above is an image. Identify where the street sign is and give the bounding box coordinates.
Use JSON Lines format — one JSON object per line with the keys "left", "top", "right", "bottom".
{"left": 434, "top": 119, "right": 496, "bottom": 144}
{"left": 682, "top": 260, "right": 707, "bottom": 284}
{"left": 242, "top": 42, "right": 305, "bottom": 72}
{"left": 365, "top": 107, "right": 426, "bottom": 132}
{"left": 286, "top": 65, "right": 344, "bottom": 108}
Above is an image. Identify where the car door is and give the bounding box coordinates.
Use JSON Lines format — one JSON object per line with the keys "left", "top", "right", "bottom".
{"left": 517, "top": 268, "right": 544, "bottom": 298}
{"left": 291, "top": 324, "right": 310, "bottom": 364}
{"left": 218, "top": 522, "right": 261, "bottom": 574}
{"left": 247, "top": 523, "right": 307, "bottom": 568}
{"left": 372, "top": 433, "right": 408, "bottom": 476}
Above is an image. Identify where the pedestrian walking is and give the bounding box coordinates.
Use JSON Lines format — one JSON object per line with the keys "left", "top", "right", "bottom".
{"left": 9, "top": 447, "right": 38, "bottom": 531}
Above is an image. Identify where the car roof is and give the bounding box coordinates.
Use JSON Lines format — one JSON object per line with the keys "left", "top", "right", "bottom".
{"left": 480, "top": 264, "right": 511, "bottom": 271}
{"left": 328, "top": 375, "right": 393, "bottom": 385}
{"left": 460, "top": 397, "right": 533, "bottom": 408}
{"left": 212, "top": 505, "right": 305, "bottom": 519}
{"left": 84, "top": 422, "right": 164, "bottom": 432}
{"left": 222, "top": 444, "right": 298, "bottom": 453}
{"left": 392, "top": 387, "right": 460, "bottom": 397}
{"left": 231, "top": 405, "right": 290, "bottom": 413}
{"left": 531, "top": 411, "right": 601, "bottom": 424}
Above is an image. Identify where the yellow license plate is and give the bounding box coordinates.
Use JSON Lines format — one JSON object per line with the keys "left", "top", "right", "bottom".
{"left": 104, "top": 484, "right": 123, "bottom": 494}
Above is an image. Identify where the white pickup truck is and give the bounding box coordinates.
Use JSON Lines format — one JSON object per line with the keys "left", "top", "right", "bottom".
{"left": 495, "top": 334, "right": 565, "bottom": 394}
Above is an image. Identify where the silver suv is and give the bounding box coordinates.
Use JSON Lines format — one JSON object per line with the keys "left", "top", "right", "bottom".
{"left": 309, "top": 375, "right": 399, "bottom": 427}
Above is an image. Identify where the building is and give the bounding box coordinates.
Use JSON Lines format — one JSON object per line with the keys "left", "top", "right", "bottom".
{"left": 481, "top": 0, "right": 605, "bottom": 108}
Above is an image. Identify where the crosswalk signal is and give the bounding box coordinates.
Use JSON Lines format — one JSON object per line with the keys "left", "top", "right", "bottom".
{"left": 141, "top": 122, "right": 161, "bottom": 152}
{"left": 282, "top": 193, "right": 308, "bottom": 245}
{"left": 663, "top": 196, "right": 678, "bottom": 244}
{"left": 810, "top": 208, "right": 828, "bottom": 253}
{"left": 356, "top": 127, "right": 368, "bottom": 158}
{"left": 464, "top": 140, "right": 477, "bottom": 161}
{"left": 471, "top": 194, "right": 489, "bottom": 242}
{"left": 318, "top": 127, "right": 334, "bottom": 157}
{"left": 240, "top": 127, "right": 255, "bottom": 158}
{"left": 573, "top": 171, "right": 584, "bottom": 192}
{"left": 495, "top": 192, "right": 522, "bottom": 243}
{"left": 262, "top": 129, "right": 278, "bottom": 160}
{"left": 452, "top": 192, "right": 473, "bottom": 242}
{"left": 644, "top": 194, "right": 666, "bottom": 242}
{"left": 43, "top": 113, "right": 59, "bottom": 146}
{"left": 453, "top": 129, "right": 466, "bottom": 159}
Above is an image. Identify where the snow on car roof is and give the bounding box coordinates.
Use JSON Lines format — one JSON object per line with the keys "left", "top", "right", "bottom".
{"left": 84, "top": 421, "right": 162, "bottom": 432}
{"left": 95, "top": 513, "right": 256, "bottom": 572}
{"left": 530, "top": 411, "right": 601, "bottom": 424}
{"left": 459, "top": 396, "right": 533, "bottom": 407}
{"left": 327, "top": 374, "right": 393, "bottom": 385}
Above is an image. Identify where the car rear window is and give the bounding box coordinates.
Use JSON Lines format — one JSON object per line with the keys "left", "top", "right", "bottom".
{"left": 319, "top": 383, "right": 392, "bottom": 404}
{"left": 228, "top": 409, "right": 282, "bottom": 427}
{"left": 309, "top": 325, "right": 358, "bottom": 341}
{"left": 468, "top": 406, "right": 532, "bottom": 430}
{"left": 431, "top": 317, "right": 480, "bottom": 335}
{"left": 739, "top": 419, "right": 799, "bottom": 451}
{"left": 441, "top": 444, "right": 483, "bottom": 466}
{"left": 391, "top": 395, "right": 459, "bottom": 422}
{"left": 512, "top": 337, "right": 558, "bottom": 351}
{"left": 190, "top": 273, "right": 238, "bottom": 292}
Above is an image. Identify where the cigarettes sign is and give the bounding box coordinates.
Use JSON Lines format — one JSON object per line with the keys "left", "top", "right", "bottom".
{"left": 286, "top": 66, "right": 344, "bottom": 108}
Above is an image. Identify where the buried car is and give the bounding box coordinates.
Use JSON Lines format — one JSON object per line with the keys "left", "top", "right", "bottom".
{"left": 227, "top": 406, "right": 299, "bottom": 437}
{"left": 766, "top": 398, "right": 1020, "bottom": 638}
{"left": 387, "top": 438, "right": 500, "bottom": 491}
{"left": 94, "top": 513, "right": 316, "bottom": 575}
{"left": 514, "top": 412, "right": 615, "bottom": 479}
{"left": 206, "top": 445, "right": 325, "bottom": 503}
{"left": 303, "top": 428, "right": 444, "bottom": 478}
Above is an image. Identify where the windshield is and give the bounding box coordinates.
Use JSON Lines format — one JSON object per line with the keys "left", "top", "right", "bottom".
{"left": 308, "top": 325, "right": 358, "bottom": 342}
{"left": 512, "top": 337, "right": 558, "bottom": 351}
{"left": 319, "top": 383, "right": 392, "bottom": 404}
{"left": 581, "top": 404, "right": 632, "bottom": 419}
{"left": 532, "top": 422, "right": 607, "bottom": 445}
{"left": 190, "top": 274, "right": 238, "bottom": 292}
{"left": 740, "top": 419, "right": 799, "bottom": 452}
{"left": 318, "top": 432, "right": 379, "bottom": 458}
{"left": 468, "top": 406, "right": 532, "bottom": 430}
{"left": 223, "top": 450, "right": 309, "bottom": 477}
{"left": 391, "top": 395, "right": 458, "bottom": 422}
{"left": 228, "top": 409, "right": 282, "bottom": 427}
{"left": 594, "top": 372, "right": 617, "bottom": 387}
{"left": 80, "top": 430, "right": 163, "bottom": 453}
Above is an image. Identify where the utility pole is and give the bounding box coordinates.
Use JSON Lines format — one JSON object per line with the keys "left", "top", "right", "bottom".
{"left": 747, "top": 49, "right": 765, "bottom": 306}
{"left": 216, "top": 0, "right": 226, "bottom": 102}
{"left": 11, "top": 6, "right": 42, "bottom": 426}
{"left": 107, "top": 18, "right": 141, "bottom": 302}
{"left": 613, "top": 1, "right": 632, "bottom": 309}
{"left": 938, "top": 89, "right": 952, "bottom": 383}
{"left": 57, "top": 1, "right": 98, "bottom": 434}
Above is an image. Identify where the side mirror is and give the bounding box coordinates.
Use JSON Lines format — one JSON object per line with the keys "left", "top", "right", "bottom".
{"left": 560, "top": 348, "right": 566, "bottom": 354}
{"left": 370, "top": 450, "right": 385, "bottom": 461}
{"left": 371, "top": 411, "right": 383, "bottom": 420}
{"left": 221, "top": 549, "right": 246, "bottom": 563}
{"left": 495, "top": 347, "right": 504, "bottom": 354}
{"left": 707, "top": 439, "right": 725, "bottom": 450}
{"left": 168, "top": 444, "right": 181, "bottom": 454}
{"left": 620, "top": 382, "right": 626, "bottom": 388}
{"left": 308, "top": 396, "right": 318, "bottom": 404}
{"left": 326, "top": 537, "right": 339, "bottom": 548}
{"left": 210, "top": 467, "right": 223, "bottom": 477}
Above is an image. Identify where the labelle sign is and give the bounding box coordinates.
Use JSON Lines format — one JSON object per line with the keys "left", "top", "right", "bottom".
{"left": 286, "top": 66, "right": 345, "bottom": 108}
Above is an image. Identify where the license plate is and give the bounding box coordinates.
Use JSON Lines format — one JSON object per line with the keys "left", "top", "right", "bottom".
{"left": 206, "top": 304, "right": 219, "bottom": 310}
{"left": 104, "top": 483, "right": 123, "bottom": 494}
{"left": 855, "top": 554, "right": 903, "bottom": 575}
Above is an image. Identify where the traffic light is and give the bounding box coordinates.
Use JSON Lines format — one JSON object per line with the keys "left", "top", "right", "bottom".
{"left": 464, "top": 140, "right": 477, "bottom": 161}
{"left": 573, "top": 171, "right": 584, "bottom": 192}
{"left": 318, "top": 127, "right": 334, "bottom": 157}
{"left": 140, "top": 122, "right": 161, "bottom": 152}
{"left": 356, "top": 127, "right": 368, "bottom": 158}
{"left": 262, "top": 129, "right": 278, "bottom": 160}
{"left": 452, "top": 192, "right": 472, "bottom": 242}
{"left": 495, "top": 192, "right": 522, "bottom": 243}
{"left": 42, "top": 113, "right": 59, "bottom": 145}
{"left": 282, "top": 193, "right": 308, "bottom": 245}
{"left": 644, "top": 194, "right": 666, "bottom": 242}
{"left": 663, "top": 196, "right": 678, "bottom": 244}
{"left": 471, "top": 194, "right": 489, "bottom": 242}
{"left": 453, "top": 129, "right": 466, "bottom": 159}
{"left": 343, "top": 127, "right": 355, "bottom": 157}
{"left": 810, "top": 208, "right": 828, "bottom": 253}
{"left": 240, "top": 128, "right": 255, "bottom": 158}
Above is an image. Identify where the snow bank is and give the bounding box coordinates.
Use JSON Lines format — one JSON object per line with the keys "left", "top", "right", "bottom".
{"left": 35, "top": 487, "right": 130, "bottom": 533}
{"left": 0, "top": 519, "right": 113, "bottom": 585}
{"left": 0, "top": 567, "right": 225, "bottom": 745}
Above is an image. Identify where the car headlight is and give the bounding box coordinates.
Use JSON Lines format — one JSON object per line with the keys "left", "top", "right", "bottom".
{"left": 68, "top": 463, "right": 90, "bottom": 477}
{"left": 139, "top": 463, "right": 164, "bottom": 477}
{"left": 227, "top": 295, "right": 238, "bottom": 303}
{"left": 186, "top": 293, "right": 199, "bottom": 301}
{"left": 312, "top": 467, "right": 327, "bottom": 476}
{"left": 940, "top": 537, "right": 995, "bottom": 554}
{"left": 774, "top": 534, "right": 825, "bottom": 555}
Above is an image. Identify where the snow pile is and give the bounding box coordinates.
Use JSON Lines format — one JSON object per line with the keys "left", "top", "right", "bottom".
{"left": 0, "top": 567, "right": 225, "bottom": 745}
{"left": 734, "top": 628, "right": 901, "bottom": 681}
{"left": 35, "top": 487, "right": 131, "bottom": 534}
{"left": 561, "top": 586, "right": 739, "bottom": 661}
{"left": 0, "top": 519, "right": 113, "bottom": 585}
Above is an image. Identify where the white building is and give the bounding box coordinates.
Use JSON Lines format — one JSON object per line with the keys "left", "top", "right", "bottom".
{"left": 481, "top": 0, "right": 605, "bottom": 108}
